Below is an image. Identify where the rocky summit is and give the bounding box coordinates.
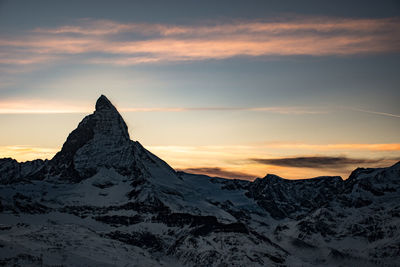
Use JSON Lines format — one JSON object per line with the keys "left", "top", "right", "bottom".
{"left": 0, "top": 95, "right": 399, "bottom": 266}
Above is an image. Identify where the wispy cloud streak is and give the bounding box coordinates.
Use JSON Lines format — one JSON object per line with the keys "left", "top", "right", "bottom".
{"left": 0, "top": 100, "right": 90, "bottom": 114}
{"left": 33, "top": 17, "right": 400, "bottom": 37}
{"left": 1, "top": 17, "right": 399, "bottom": 66}
{"left": 0, "top": 99, "right": 325, "bottom": 114}
{"left": 121, "top": 106, "right": 324, "bottom": 114}
{"left": 260, "top": 142, "right": 400, "bottom": 151}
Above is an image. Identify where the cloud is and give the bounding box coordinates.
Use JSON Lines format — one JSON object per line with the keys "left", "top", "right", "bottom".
{"left": 261, "top": 142, "right": 400, "bottom": 151}
{"left": 1, "top": 16, "right": 399, "bottom": 66}
{"left": 0, "top": 99, "right": 90, "bottom": 114}
{"left": 251, "top": 156, "right": 394, "bottom": 169}
{"left": 4, "top": 99, "right": 399, "bottom": 121}
{"left": 121, "top": 106, "right": 325, "bottom": 114}
{"left": 178, "top": 167, "right": 256, "bottom": 180}
{"left": 33, "top": 17, "right": 399, "bottom": 37}
{"left": 0, "top": 99, "right": 325, "bottom": 114}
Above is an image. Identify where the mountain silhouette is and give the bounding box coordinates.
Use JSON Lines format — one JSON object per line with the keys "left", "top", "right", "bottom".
{"left": 0, "top": 95, "right": 399, "bottom": 266}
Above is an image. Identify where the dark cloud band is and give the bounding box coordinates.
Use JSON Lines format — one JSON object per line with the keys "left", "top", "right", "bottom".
{"left": 251, "top": 156, "right": 387, "bottom": 169}
{"left": 178, "top": 167, "right": 255, "bottom": 180}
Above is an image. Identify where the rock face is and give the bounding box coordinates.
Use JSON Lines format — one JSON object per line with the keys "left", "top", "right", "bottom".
{"left": 0, "top": 95, "right": 399, "bottom": 266}
{"left": 50, "top": 95, "right": 136, "bottom": 181}
{"left": 0, "top": 158, "right": 45, "bottom": 184}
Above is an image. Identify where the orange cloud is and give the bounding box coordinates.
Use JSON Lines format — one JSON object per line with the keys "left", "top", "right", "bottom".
{"left": 1, "top": 17, "right": 399, "bottom": 66}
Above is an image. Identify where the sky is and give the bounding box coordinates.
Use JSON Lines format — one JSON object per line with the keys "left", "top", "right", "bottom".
{"left": 0, "top": 0, "right": 399, "bottom": 179}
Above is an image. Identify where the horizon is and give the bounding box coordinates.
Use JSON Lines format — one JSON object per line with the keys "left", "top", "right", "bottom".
{"left": 1, "top": 0, "right": 399, "bottom": 179}
{"left": 2, "top": 93, "right": 399, "bottom": 181}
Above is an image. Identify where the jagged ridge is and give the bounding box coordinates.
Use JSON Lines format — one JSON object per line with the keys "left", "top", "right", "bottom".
{"left": 0, "top": 95, "right": 399, "bottom": 266}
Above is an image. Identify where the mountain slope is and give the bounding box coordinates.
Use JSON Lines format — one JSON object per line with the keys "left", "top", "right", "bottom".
{"left": 0, "top": 95, "right": 399, "bottom": 266}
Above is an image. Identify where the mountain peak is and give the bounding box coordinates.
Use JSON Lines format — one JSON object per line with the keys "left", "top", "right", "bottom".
{"left": 50, "top": 94, "right": 132, "bottom": 181}
{"left": 95, "top": 94, "right": 115, "bottom": 111}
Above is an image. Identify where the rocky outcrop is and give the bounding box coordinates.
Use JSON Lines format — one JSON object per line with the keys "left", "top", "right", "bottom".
{"left": 246, "top": 174, "right": 343, "bottom": 219}
{"left": 0, "top": 158, "right": 45, "bottom": 184}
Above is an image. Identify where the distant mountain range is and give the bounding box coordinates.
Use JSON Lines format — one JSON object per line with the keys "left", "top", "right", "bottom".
{"left": 1, "top": 95, "right": 399, "bottom": 266}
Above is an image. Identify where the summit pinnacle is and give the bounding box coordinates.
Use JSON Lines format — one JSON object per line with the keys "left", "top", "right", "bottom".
{"left": 95, "top": 94, "right": 115, "bottom": 111}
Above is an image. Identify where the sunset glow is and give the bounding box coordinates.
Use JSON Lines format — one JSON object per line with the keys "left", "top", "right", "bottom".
{"left": 0, "top": 1, "right": 399, "bottom": 180}
{"left": 1, "top": 142, "right": 398, "bottom": 179}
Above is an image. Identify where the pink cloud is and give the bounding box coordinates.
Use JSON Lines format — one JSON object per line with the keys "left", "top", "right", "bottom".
{"left": 33, "top": 17, "right": 400, "bottom": 36}
{"left": 1, "top": 17, "right": 399, "bottom": 66}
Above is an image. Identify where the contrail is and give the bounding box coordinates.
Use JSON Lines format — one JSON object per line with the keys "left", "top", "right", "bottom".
{"left": 350, "top": 107, "right": 400, "bottom": 118}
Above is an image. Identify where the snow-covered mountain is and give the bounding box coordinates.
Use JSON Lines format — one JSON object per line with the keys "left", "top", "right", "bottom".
{"left": 0, "top": 95, "right": 399, "bottom": 266}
